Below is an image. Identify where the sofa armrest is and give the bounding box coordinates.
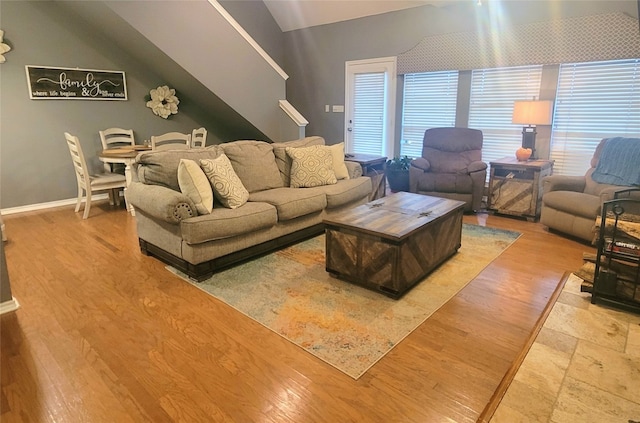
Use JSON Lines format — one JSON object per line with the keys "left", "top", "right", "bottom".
{"left": 410, "top": 157, "right": 431, "bottom": 171}
{"left": 130, "top": 162, "right": 143, "bottom": 183}
{"left": 126, "top": 182, "right": 196, "bottom": 224}
{"left": 468, "top": 160, "right": 487, "bottom": 173}
{"left": 542, "top": 175, "right": 586, "bottom": 196}
{"left": 344, "top": 161, "right": 363, "bottom": 178}
{"left": 599, "top": 186, "right": 639, "bottom": 203}
{"left": 409, "top": 165, "right": 423, "bottom": 192}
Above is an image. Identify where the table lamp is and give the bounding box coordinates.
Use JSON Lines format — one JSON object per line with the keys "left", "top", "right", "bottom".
{"left": 512, "top": 100, "right": 553, "bottom": 159}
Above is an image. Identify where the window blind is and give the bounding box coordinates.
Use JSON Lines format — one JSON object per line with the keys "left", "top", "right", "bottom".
{"left": 400, "top": 71, "right": 459, "bottom": 158}
{"left": 469, "top": 66, "right": 543, "bottom": 167}
{"left": 551, "top": 59, "right": 640, "bottom": 176}
{"left": 352, "top": 72, "right": 386, "bottom": 156}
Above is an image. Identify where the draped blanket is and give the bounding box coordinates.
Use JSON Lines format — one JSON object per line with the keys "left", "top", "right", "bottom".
{"left": 592, "top": 137, "right": 640, "bottom": 186}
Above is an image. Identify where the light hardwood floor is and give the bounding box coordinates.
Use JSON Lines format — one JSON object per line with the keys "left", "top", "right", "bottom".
{"left": 1, "top": 201, "right": 591, "bottom": 423}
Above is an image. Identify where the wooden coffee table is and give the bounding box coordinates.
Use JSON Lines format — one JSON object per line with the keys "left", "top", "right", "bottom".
{"left": 323, "top": 192, "right": 465, "bottom": 298}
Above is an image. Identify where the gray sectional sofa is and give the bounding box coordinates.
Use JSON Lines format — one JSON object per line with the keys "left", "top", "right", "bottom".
{"left": 126, "top": 136, "right": 372, "bottom": 280}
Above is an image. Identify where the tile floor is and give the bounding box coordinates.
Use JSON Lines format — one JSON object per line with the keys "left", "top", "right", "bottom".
{"left": 491, "top": 273, "right": 640, "bottom": 423}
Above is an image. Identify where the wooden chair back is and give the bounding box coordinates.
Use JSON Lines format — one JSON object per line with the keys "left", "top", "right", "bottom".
{"left": 191, "top": 127, "right": 207, "bottom": 148}
{"left": 99, "top": 128, "right": 135, "bottom": 171}
{"left": 65, "top": 132, "right": 90, "bottom": 190}
{"left": 99, "top": 128, "right": 135, "bottom": 150}
{"left": 151, "top": 132, "right": 191, "bottom": 151}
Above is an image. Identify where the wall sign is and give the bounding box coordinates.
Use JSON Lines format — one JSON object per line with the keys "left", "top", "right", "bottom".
{"left": 25, "top": 65, "right": 127, "bottom": 100}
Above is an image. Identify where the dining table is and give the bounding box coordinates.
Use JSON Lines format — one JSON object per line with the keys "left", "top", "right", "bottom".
{"left": 99, "top": 145, "right": 151, "bottom": 215}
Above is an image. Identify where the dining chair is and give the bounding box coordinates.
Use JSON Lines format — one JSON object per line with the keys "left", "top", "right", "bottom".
{"left": 99, "top": 127, "right": 135, "bottom": 172}
{"left": 151, "top": 132, "right": 191, "bottom": 151}
{"left": 191, "top": 127, "right": 207, "bottom": 148}
{"left": 65, "top": 132, "right": 127, "bottom": 219}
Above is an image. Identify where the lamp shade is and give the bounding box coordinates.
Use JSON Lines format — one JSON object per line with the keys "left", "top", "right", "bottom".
{"left": 512, "top": 100, "right": 553, "bottom": 125}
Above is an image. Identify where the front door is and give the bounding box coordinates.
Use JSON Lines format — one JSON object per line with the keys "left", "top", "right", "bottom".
{"left": 344, "top": 57, "right": 397, "bottom": 158}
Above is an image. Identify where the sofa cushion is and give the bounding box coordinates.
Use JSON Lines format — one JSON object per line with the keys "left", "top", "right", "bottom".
{"left": 307, "top": 178, "right": 372, "bottom": 209}
{"left": 543, "top": 191, "right": 601, "bottom": 219}
{"left": 248, "top": 188, "right": 327, "bottom": 221}
{"left": 272, "top": 136, "right": 325, "bottom": 186}
{"left": 200, "top": 154, "right": 249, "bottom": 209}
{"left": 136, "top": 146, "right": 220, "bottom": 191}
{"left": 180, "top": 202, "right": 277, "bottom": 244}
{"left": 219, "top": 141, "right": 284, "bottom": 192}
{"left": 326, "top": 142, "right": 350, "bottom": 180}
{"left": 177, "top": 159, "right": 213, "bottom": 215}
{"left": 286, "top": 145, "right": 338, "bottom": 188}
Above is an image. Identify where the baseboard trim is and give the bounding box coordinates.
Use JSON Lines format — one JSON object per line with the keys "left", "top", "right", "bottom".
{"left": 0, "top": 297, "right": 20, "bottom": 315}
{"left": 1, "top": 193, "right": 111, "bottom": 215}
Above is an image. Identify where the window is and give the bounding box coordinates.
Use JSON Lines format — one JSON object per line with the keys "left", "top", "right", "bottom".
{"left": 469, "top": 66, "right": 543, "bottom": 166}
{"left": 551, "top": 58, "right": 640, "bottom": 176}
{"left": 351, "top": 72, "right": 386, "bottom": 155}
{"left": 400, "top": 71, "right": 458, "bottom": 158}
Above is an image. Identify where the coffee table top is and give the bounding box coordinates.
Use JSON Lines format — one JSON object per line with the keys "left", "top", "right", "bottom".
{"left": 323, "top": 192, "right": 465, "bottom": 240}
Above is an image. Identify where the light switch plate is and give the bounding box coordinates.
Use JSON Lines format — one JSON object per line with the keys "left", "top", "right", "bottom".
{"left": 332, "top": 105, "right": 344, "bottom": 113}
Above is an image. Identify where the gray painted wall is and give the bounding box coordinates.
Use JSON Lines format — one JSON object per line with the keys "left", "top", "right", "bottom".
{"left": 105, "top": 0, "right": 286, "bottom": 140}
{"left": 1, "top": 1, "right": 637, "bottom": 210}
{"left": 0, "top": 1, "right": 208, "bottom": 209}
{"left": 283, "top": 1, "right": 639, "bottom": 144}
{"left": 0, "top": 0, "right": 286, "bottom": 209}
{"left": 219, "top": 0, "right": 284, "bottom": 67}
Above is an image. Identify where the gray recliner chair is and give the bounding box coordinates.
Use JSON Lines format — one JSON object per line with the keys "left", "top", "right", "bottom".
{"left": 409, "top": 127, "right": 487, "bottom": 212}
{"left": 540, "top": 137, "right": 640, "bottom": 243}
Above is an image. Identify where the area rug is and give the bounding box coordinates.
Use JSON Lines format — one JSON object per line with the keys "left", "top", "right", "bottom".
{"left": 168, "top": 223, "right": 520, "bottom": 379}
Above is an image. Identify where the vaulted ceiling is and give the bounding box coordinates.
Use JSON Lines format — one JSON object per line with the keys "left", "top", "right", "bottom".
{"left": 262, "top": 0, "right": 460, "bottom": 32}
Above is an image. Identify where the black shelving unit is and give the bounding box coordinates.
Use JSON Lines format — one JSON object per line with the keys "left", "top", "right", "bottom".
{"left": 592, "top": 189, "right": 640, "bottom": 314}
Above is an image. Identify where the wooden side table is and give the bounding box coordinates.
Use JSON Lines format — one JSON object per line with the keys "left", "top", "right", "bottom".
{"left": 346, "top": 153, "right": 387, "bottom": 200}
{"left": 488, "top": 157, "right": 554, "bottom": 221}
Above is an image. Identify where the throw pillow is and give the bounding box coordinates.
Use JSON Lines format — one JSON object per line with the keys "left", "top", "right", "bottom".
{"left": 285, "top": 145, "right": 338, "bottom": 188}
{"left": 272, "top": 136, "right": 325, "bottom": 186}
{"left": 325, "top": 142, "right": 350, "bottom": 180}
{"left": 177, "top": 159, "right": 214, "bottom": 215}
{"left": 200, "top": 154, "right": 249, "bottom": 209}
{"left": 219, "top": 141, "right": 284, "bottom": 192}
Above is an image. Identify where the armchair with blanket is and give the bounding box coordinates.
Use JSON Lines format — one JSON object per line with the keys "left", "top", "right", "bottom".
{"left": 409, "top": 127, "right": 487, "bottom": 212}
{"left": 540, "top": 137, "right": 640, "bottom": 242}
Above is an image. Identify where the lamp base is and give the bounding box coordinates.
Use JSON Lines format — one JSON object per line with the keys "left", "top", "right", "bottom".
{"left": 521, "top": 126, "right": 537, "bottom": 159}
